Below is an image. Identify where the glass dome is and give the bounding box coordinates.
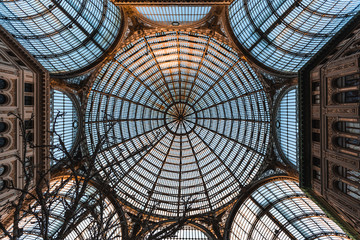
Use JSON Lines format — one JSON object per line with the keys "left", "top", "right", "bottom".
{"left": 85, "top": 31, "right": 270, "bottom": 217}
{"left": 0, "top": 0, "right": 121, "bottom": 74}
{"left": 228, "top": 0, "right": 360, "bottom": 72}
{"left": 229, "top": 178, "right": 349, "bottom": 240}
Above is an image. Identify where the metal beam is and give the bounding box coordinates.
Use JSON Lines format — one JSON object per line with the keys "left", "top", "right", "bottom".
{"left": 112, "top": 0, "right": 232, "bottom": 6}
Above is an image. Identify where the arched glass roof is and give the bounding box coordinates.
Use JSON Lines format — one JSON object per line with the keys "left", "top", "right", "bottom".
{"left": 146, "top": 225, "right": 210, "bottom": 239}
{"left": 51, "top": 90, "right": 78, "bottom": 160}
{"left": 229, "top": 179, "right": 349, "bottom": 240}
{"left": 5, "top": 178, "right": 122, "bottom": 240}
{"left": 136, "top": 6, "right": 211, "bottom": 26}
{"left": 228, "top": 0, "right": 360, "bottom": 72}
{"left": 85, "top": 31, "right": 270, "bottom": 218}
{"left": 276, "top": 87, "right": 298, "bottom": 167}
{"left": 0, "top": 0, "right": 121, "bottom": 74}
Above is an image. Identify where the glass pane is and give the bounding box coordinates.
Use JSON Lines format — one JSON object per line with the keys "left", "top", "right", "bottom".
{"left": 136, "top": 6, "right": 211, "bottom": 26}
{"left": 229, "top": 0, "right": 360, "bottom": 72}
{"left": 84, "top": 31, "right": 270, "bottom": 218}
{"left": 276, "top": 87, "right": 299, "bottom": 167}
{"left": 146, "top": 225, "right": 209, "bottom": 240}
{"left": 230, "top": 179, "right": 349, "bottom": 240}
{"left": 51, "top": 90, "right": 78, "bottom": 161}
{"left": 0, "top": 0, "right": 121, "bottom": 73}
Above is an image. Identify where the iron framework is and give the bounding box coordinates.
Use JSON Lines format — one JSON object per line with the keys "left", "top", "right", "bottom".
{"left": 84, "top": 30, "right": 271, "bottom": 218}
{"left": 226, "top": 177, "right": 350, "bottom": 240}
{"left": 274, "top": 86, "right": 299, "bottom": 169}
{"left": 0, "top": 0, "right": 121, "bottom": 74}
{"left": 228, "top": 0, "right": 360, "bottom": 73}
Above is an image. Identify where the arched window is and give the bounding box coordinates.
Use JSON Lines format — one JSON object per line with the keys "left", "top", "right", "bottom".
{"left": 334, "top": 74, "right": 360, "bottom": 88}
{"left": 335, "top": 121, "right": 360, "bottom": 134}
{"left": 0, "top": 137, "right": 8, "bottom": 148}
{"left": 0, "top": 179, "right": 6, "bottom": 191}
{"left": 276, "top": 87, "right": 298, "bottom": 168}
{"left": 336, "top": 137, "right": 360, "bottom": 155}
{"left": 335, "top": 167, "right": 360, "bottom": 201}
{"left": 51, "top": 90, "right": 78, "bottom": 160}
{"left": 228, "top": 178, "right": 350, "bottom": 240}
{"left": 334, "top": 91, "right": 360, "bottom": 103}
{"left": 136, "top": 6, "right": 211, "bottom": 26}
{"left": 0, "top": 165, "right": 7, "bottom": 176}
{"left": 0, "top": 79, "right": 9, "bottom": 90}
{"left": 0, "top": 0, "right": 121, "bottom": 74}
{"left": 0, "top": 122, "right": 8, "bottom": 133}
{"left": 343, "top": 170, "right": 360, "bottom": 200}
{"left": 228, "top": 0, "right": 360, "bottom": 72}
{"left": 0, "top": 94, "right": 8, "bottom": 105}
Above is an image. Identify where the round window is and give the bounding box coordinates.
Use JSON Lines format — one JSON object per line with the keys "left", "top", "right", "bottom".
{"left": 0, "top": 94, "right": 8, "bottom": 105}
{"left": 0, "top": 179, "right": 6, "bottom": 191}
{"left": 0, "top": 137, "right": 8, "bottom": 148}
{"left": 0, "top": 165, "right": 7, "bottom": 176}
{"left": 0, "top": 122, "right": 8, "bottom": 133}
{"left": 0, "top": 79, "right": 8, "bottom": 90}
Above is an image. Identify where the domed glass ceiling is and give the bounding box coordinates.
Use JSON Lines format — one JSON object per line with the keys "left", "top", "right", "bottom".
{"left": 0, "top": 0, "right": 121, "bottom": 73}
{"left": 229, "top": 179, "right": 349, "bottom": 240}
{"left": 229, "top": 0, "right": 360, "bottom": 72}
{"left": 85, "top": 31, "right": 270, "bottom": 217}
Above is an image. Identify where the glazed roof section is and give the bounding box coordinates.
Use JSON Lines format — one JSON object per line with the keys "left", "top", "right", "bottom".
{"left": 85, "top": 31, "right": 270, "bottom": 218}
{"left": 0, "top": 0, "right": 121, "bottom": 74}
{"left": 230, "top": 179, "right": 350, "bottom": 240}
{"left": 136, "top": 6, "right": 211, "bottom": 26}
{"left": 229, "top": 0, "right": 360, "bottom": 72}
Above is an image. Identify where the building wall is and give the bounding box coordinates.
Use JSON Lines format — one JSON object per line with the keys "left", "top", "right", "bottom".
{"left": 0, "top": 27, "right": 50, "bottom": 216}
{"left": 309, "top": 29, "right": 360, "bottom": 232}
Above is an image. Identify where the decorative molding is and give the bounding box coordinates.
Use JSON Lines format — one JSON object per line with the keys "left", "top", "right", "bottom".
{"left": 325, "top": 151, "right": 359, "bottom": 170}
{"left": 325, "top": 105, "right": 359, "bottom": 117}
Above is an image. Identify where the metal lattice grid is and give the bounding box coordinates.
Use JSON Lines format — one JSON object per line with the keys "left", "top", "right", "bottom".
{"left": 229, "top": 179, "right": 350, "bottom": 240}
{"left": 51, "top": 90, "right": 78, "bottom": 160}
{"left": 136, "top": 6, "right": 211, "bottom": 26}
{"left": 0, "top": 0, "right": 121, "bottom": 73}
{"left": 85, "top": 31, "right": 270, "bottom": 218}
{"left": 145, "top": 225, "right": 210, "bottom": 240}
{"left": 275, "top": 87, "right": 299, "bottom": 168}
{"left": 228, "top": 0, "right": 360, "bottom": 72}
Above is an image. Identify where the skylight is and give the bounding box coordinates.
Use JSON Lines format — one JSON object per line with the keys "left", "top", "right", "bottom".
{"left": 229, "top": 179, "right": 349, "bottom": 240}
{"left": 0, "top": 0, "right": 121, "bottom": 73}
{"left": 276, "top": 87, "right": 299, "bottom": 168}
{"left": 136, "top": 6, "right": 211, "bottom": 26}
{"left": 229, "top": 0, "right": 360, "bottom": 72}
{"left": 51, "top": 90, "right": 78, "bottom": 160}
{"left": 85, "top": 31, "right": 270, "bottom": 218}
